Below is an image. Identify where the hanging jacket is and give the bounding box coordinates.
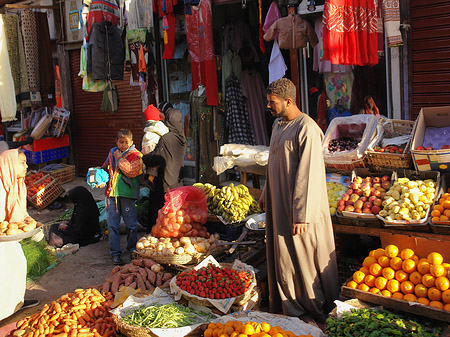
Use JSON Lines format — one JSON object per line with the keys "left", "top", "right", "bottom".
{"left": 263, "top": 14, "right": 318, "bottom": 50}
{"left": 88, "top": 21, "right": 125, "bottom": 80}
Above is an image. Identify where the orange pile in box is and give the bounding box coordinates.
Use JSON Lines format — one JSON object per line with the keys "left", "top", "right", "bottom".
{"left": 25, "top": 172, "right": 52, "bottom": 197}
{"left": 431, "top": 187, "right": 450, "bottom": 223}
{"left": 346, "top": 245, "right": 450, "bottom": 312}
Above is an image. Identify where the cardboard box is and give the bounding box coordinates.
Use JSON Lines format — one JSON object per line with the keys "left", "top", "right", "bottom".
{"left": 411, "top": 106, "right": 450, "bottom": 173}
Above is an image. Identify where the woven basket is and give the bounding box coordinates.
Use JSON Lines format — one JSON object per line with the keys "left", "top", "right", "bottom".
{"left": 135, "top": 249, "right": 200, "bottom": 265}
{"left": 325, "top": 158, "right": 366, "bottom": 172}
{"left": 27, "top": 174, "right": 64, "bottom": 210}
{"left": 41, "top": 164, "right": 75, "bottom": 185}
{"left": 112, "top": 314, "right": 158, "bottom": 337}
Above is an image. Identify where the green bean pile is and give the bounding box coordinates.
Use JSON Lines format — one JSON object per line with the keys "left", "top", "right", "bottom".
{"left": 121, "top": 303, "right": 210, "bottom": 329}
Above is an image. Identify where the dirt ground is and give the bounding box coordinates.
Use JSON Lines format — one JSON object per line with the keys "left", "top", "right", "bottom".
{"left": 0, "top": 177, "right": 131, "bottom": 329}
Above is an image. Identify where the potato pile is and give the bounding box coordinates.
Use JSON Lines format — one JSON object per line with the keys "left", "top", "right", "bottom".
{"left": 0, "top": 218, "right": 41, "bottom": 236}
{"left": 136, "top": 234, "right": 220, "bottom": 257}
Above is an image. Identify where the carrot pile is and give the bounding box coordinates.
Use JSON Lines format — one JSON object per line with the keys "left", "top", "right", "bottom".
{"left": 15, "top": 288, "right": 116, "bottom": 337}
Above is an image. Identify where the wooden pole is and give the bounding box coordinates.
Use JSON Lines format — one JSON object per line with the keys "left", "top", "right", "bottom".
{"left": 288, "top": 6, "right": 301, "bottom": 109}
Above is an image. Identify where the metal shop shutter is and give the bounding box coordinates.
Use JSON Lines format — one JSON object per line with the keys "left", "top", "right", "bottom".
{"left": 70, "top": 50, "right": 144, "bottom": 175}
{"left": 410, "top": 0, "right": 450, "bottom": 119}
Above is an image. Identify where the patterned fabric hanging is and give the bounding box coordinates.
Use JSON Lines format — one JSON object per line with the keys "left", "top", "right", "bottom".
{"left": 322, "top": 0, "right": 378, "bottom": 66}
{"left": 224, "top": 75, "right": 255, "bottom": 146}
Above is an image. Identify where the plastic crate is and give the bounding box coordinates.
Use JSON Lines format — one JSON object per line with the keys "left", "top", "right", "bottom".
{"left": 23, "top": 146, "right": 69, "bottom": 164}
{"left": 205, "top": 221, "right": 244, "bottom": 242}
{"left": 26, "top": 174, "right": 64, "bottom": 210}
{"left": 41, "top": 164, "right": 75, "bottom": 185}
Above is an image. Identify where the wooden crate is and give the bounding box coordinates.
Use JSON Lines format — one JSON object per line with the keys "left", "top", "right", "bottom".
{"left": 41, "top": 164, "right": 75, "bottom": 185}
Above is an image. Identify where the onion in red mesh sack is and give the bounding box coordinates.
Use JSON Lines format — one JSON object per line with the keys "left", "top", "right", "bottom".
{"left": 152, "top": 186, "right": 209, "bottom": 239}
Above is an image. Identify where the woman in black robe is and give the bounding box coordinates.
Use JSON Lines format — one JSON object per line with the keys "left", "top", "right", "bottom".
{"left": 49, "top": 186, "right": 101, "bottom": 247}
{"left": 142, "top": 102, "right": 186, "bottom": 232}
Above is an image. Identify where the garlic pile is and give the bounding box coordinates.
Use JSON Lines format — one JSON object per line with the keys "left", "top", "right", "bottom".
{"left": 136, "top": 234, "right": 220, "bottom": 256}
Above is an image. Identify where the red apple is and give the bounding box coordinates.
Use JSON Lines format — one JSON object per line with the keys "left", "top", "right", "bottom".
{"left": 338, "top": 199, "right": 346, "bottom": 206}
{"left": 354, "top": 200, "right": 364, "bottom": 210}
{"left": 361, "top": 182, "right": 371, "bottom": 191}
{"left": 341, "top": 194, "right": 349, "bottom": 201}
{"left": 360, "top": 196, "right": 368, "bottom": 202}
{"left": 364, "top": 202, "right": 373, "bottom": 209}
{"left": 442, "top": 145, "right": 450, "bottom": 149}
{"left": 371, "top": 205, "right": 381, "bottom": 214}
{"left": 373, "top": 177, "right": 381, "bottom": 184}
{"left": 373, "top": 198, "right": 382, "bottom": 206}
{"left": 380, "top": 192, "right": 386, "bottom": 199}
{"left": 337, "top": 205, "right": 345, "bottom": 213}
{"left": 372, "top": 189, "right": 381, "bottom": 198}
{"left": 426, "top": 146, "right": 433, "bottom": 150}
{"left": 350, "top": 182, "right": 359, "bottom": 190}
{"left": 345, "top": 200, "right": 354, "bottom": 206}
{"left": 381, "top": 181, "right": 391, "bottom": 190}
{"left": 363, "top": 190, "right": 371, "bottom": 197}
{"left": 369, "top": 196, "right": 377, "bottom": 203}
{"left": 416, "top": 146, "right": 425, "bottom": 150}
{"left": 345, "top": 205, "right": 355, "bottom": 212}
{"left": 364, "top": 177, "right": 373, "bottom": 183}
{"left": 350, "top": 194, "right": 360, "bottom": 202}
{"left": 362, "top": 208, "right": 372, "bottom": 214}
{"left": 355, "top": 189, "right": 363, "bottom": 196}
{"left": 373, "top": 183, "right": 381, "bottom": 189}
{"left": 346, "top": 189, "right": 354, "bottom": 195}
{"left": 381, "top": 175, "right": 390, "bottom": 182}
{"left": 355, "top": 209, "right": 362, "bottom": 213}
{"left": 354, "top": 176, "right": 363, "bottom": 184}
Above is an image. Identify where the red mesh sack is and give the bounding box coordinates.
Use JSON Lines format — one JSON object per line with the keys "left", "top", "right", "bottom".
{"left": 152, "top": 186, "right": 209, "bottom": 239}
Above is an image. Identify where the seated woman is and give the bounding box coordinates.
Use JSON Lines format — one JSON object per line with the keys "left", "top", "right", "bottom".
{"left": 0, "top": 149, "right": 39, "bottom": 320}
{"left": 48, "top": 186, "right": 101, "bottom": 248}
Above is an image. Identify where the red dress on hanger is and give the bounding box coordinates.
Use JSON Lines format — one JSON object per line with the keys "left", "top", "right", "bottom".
{"left": 185, "top": 0, "right": 218, "bottom": 106}
{"left": 322, "top": 0, "right": 378, "bottom": 66}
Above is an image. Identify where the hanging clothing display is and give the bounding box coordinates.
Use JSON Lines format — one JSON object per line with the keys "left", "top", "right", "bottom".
{"left": 153, "top": 0, "right": 177, "bottom": 59}
{"left": 221, "top": 50, "right": 242, "bottom": 94}
{"left": 21, "top": 10, "right": 41, "bottom": 104}
{"left": 322, "top": 0, "right": 378, "bottom": 66}
{"left": 84, "top": 0, "right": 121, "bottom": 38}
{"left": 88, "top": 21, "right": 125, "bottom": 80}
{"left": 263, "top": 14, "right": 318, "bottom": 50}
{"left": 240, "top": 69, "right": 269, "bottom": 146}
{"left": 222, "top": 20, "right": 259, "bottom": 63}
{"left": 0, "top": 16, "right": 17, "bottom": 122}
{"left": 125, "top": 28, "right": 147, "bottom": 85}
{"left": 189, "top": 87, "right": 219, "bottom": 185}
{"left": 1, "top": 14, "right": 31, "bottom": 110}
{"left": 78, "top": 41, "right": 108, "bottom": 92}
{"left": 324, "top": 71, "right": 353, "bottom": 111}
{"left": 125, "top": 0, "right": 152, "bottom": 30}
{"left": 36, "top": 12, "right": 55, "bottom": 107}
{"left": 263, "top": 1, "right": 280, "bottom": 37}
{"left": 383, "top": 0, "right": 403, "bottom": 47}
{"left": 224, "top": 75, "right": 255, "bottom": 146}
{"left": 185, "top": 0, "right": 218, "bottom": 106}
{"left": 313, "top": 17, "right": 352, "bottom": 74}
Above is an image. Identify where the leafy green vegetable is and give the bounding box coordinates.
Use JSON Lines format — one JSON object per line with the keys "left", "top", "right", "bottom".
{"left": 121, "top": 303, "right": 211, "bottom": 329}
{"left": 21, "top": 238, "right": 58, "bottom": 280}
{"left": 326, "top": 308, "right": 442, "bottom": 337}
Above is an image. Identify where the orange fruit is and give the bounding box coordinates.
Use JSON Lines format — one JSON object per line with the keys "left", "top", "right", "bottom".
{"left": 368, "top": 249, "right": 376, "bottom": 257}
{"left": 432, "top": 217, "right": 441, "bottom": 223}
{"left": 224, "top": 326, "right": 234, "bottom": 336}
{"left": 370, "top": 263, "right": 383, "bottom": 277}
{"left": 444, "top": 200, "right": 450, "bottom": 209}
{"left": 442, "top": 262, "right": 450, "bottom": 272}
{"left": 422, "top": 273, "right": 436, "bottom": 288}
{"left": 417, "top": 259, "right": 431, "bottom": 275}
{"left": 353, "top": 270, "right": 366, "bottom": 284}
{"left": 373, "top": 248, "right": 386, "bottom": 259}
{"left": 208, "top": 323, "right": 216, "bottom": 330}
{"left": 204, "top": 329, "right": 213, "bottom": 337}
{"left": 260, "top": 322, "right": 271, "bottom": 333}
{"left": 435, "top": 204, "right": 445, "bottom": 214}
{"left": 409, "top": 271, "right": 423, "bottom": 285}
{"left": 428, "top": 287, "right": 442, "bottom": 301}
{"left": 347, "top": 280, "right": 358, "bottom": 289}
{"left": 435, "top": 276, "right": 450, "bottom": 291}
{"left": 390, "top": 257, "right": 403, "bottom": 271}
{"left": 392, "top": 292, "right": 403, "bottom": 300}
{"left": 444, "top": 303, "right": 450, "bottom": 311}
{"left": 385, "top": 245, "right": 399, "bottom": 258}
{"left": 444, "top": 210, "right": 450, "bottom": 218}
{"left": 400, "top": 248, "right": 415, "bottom": 260}
{"left": 378, "top": 256, "right": 390, "bottom": 268}
{"left": 375, "top": 276, "right": 388, "bottom": 290}
{"left": 364, "top": 274, "right": 376, "bottom": 288}
{"left": 414, "top": 283, "right": 428, "bottom": 298}
{"left": 430, "top": 264, "right": 446, "bottom": 277}
{"left": 403, "top": 293, "right": 417, "bottom": 302}
{"left": 370, "top": 287, "right": 381, "bottom": 294}
{"left": 387, "top": 279, "right": 400, "bottom": 293}
{"left": 431, "top": 209, "right": 441, "bottom": 218}
{"left": 400, "top": 281, "right": 414, "bottom": 294}
{"left": 429, "top": 301, "right": 444, "bottom": 310}
{"left": 358, "top": 283, "right": 370, "bottom": 292}
{"left": 382, "top": 267, "right": 396, "bottom": 280}
{"left": 395, "top": 270, "right": 409, "bottom": 283}
{"left": 443, "top": 290, "right": 450, "bottom": 304}
{"left": 359, "top": 266, "right": 370, "bottom": 275}
{"left": 440, "top": 215, "right": 450, "bottom": 221}
{"left": 363, "top": 256, "right": 377, "bottom": 268}
{"left": 243, "top": 324, "right": 254, "bottom": 335}
{"left": 381, "top": 290, "right": 392, "bottom": 297}
{"left": 417, "top": 297, "right": 430, "bottom": 306}
{"left": 402, "top": 259, "right": 416, "bottom": 273}
{"left": 428, "top": 252, "right": 444, "bottom": 265}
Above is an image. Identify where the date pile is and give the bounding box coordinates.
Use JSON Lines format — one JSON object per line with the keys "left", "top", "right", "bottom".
{"left": 176, "top": 263, "right": 253, "bottom": 299}
{"left": 328, "top": 137, "right": 360, "bottom": 152}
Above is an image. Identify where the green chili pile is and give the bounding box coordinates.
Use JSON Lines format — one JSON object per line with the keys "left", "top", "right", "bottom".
{"left": 121, "top": 303, "right": 211, "bottom": 329}
{"left": 326, "top": 308, "right": 442, "bottom": 337}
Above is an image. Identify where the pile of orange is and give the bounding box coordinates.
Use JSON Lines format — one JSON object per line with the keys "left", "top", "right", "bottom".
{"left": 346, "top": 245, "right": 450, "bottom": 312}
{"left": 203, "top": 321, "right": 313, "bottom": 337}
{"left": 431, "top": 187, "right": 450, "bottom": 223}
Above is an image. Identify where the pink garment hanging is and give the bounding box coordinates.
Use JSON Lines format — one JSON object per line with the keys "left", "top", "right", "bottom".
{"left": 322, "top": 0, "right": 378, "bottom": 66}
{"left": 263, "top": 1, "right": 281, "bottom": 35}
{"left": 185, "top": 0, "right": 218, "bottom": 106}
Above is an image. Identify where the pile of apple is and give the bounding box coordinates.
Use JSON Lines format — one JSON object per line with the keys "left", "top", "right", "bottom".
{"left": 372, "top": 145, "right": 404, "bottom": 154}
{"left": 327, "top": 181, "right": 348, "bottom": 215}
{"left": 337, "top": 175, "right": 391, "bottom": 215}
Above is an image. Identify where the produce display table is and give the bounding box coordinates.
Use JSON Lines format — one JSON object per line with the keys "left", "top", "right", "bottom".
{"left": 236, "top": 165, "right": 266, "bottom": 199}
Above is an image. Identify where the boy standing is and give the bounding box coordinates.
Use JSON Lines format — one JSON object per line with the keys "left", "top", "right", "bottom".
{"left": 103, "top": 129, "right": 143, "bottom": 265}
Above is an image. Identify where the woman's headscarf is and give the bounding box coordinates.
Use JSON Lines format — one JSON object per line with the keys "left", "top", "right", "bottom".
{"left": 0, "top": 149, "right": 27, "bottom": 222}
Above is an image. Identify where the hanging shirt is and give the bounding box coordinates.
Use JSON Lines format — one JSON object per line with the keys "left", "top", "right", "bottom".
{"left": 268, "top": 40, "right": 287, "bottom": 84}
{"left": 78, "top": 40, "right": 108, "bottom": 92}
{"left": 85, "top": 0, "right": 121, "bottom": 38}
{"left": 221, "top": 50, "right": 242, "bottom": 93}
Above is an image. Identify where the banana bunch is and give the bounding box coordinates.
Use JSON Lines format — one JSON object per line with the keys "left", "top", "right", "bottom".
{"left": 193, "top": 182, "right": 262, "bottom": 223}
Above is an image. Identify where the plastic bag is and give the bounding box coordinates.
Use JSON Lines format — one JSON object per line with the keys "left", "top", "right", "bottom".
{"left": 220, "top": 144, "right": 269, "bottom": 157}
{"left": 323, "top": 115, "right": 378, "bottom": 164}
{"left": 86, "top": 167, "right": 110, "bottom": 188}
{"left": 212, "top": 156, "right": 235, "bottom": 175}
{"left": 151, "top": 186, "right": 209, "bottom": 238}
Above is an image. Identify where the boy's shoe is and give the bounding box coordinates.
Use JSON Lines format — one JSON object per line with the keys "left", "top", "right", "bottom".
{"left": 21, "top": 299, "right": 40, "bottom": 310}
{"left": 113, "top": 255, "right": 124, "bottom": 265}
